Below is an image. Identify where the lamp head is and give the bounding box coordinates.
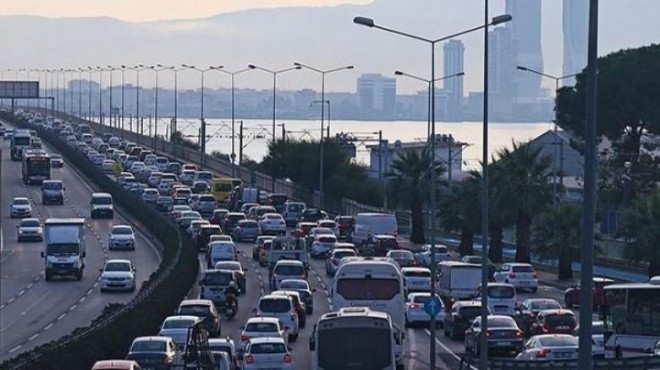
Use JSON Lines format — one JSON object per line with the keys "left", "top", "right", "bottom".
{"left": 353, "top": 16, "right": 375, "bottom": 28}
{"left": 293, "top": 62, "right": 302, "bottom": 67}
{"left": 248, "top": 64, "right": 256, "bottom": 69}
{"left": 516, "top": 66, "right": 528, "bottom": 71}
{"left": 294, "top": 65, "right": 302, "bottom": 70}
{"left": 491, "top": 14, "right": 512, "bottom": 25}
{"left": 456, "top": 72, "right": 465, "bottom": 77}
{"left": 346, "top": 66, "right": 355, "bottom": 70}
{"left": 394, "top": 71, "right": 404, "bottom": 76}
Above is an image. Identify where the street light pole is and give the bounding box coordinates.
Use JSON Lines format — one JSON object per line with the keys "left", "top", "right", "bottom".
{"left": 120, "top": 65, "right": 127, "bottom": 133}
{"left": 77, "top": 68, "right": 83, "bottom": 119}
{"left": 354, "top": 12, "right": 511, "bottom": 370}
{"left": 516, "top": 65, "right": 578, "bottom": 206}
{"left": 134, "top": 65, "right": 148, "bottom": 135}
{"left": 294, "top": 62, "right": 354, "bottom": 209}
{"left": 97, "top": 67, "right": 104, "bottom": 125}
{"left": 249, "top": 64, "right": 301, "bottom": 192}
{"left": 216, "top": 67, "right": 252, "bottom": 175}
{"left": 107, "top": 66, "right": 114, "bottom": 127}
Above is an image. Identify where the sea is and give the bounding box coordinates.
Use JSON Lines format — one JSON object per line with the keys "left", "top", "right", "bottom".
{"left": 120, "top": 117, "right": 554, "bottom": 171}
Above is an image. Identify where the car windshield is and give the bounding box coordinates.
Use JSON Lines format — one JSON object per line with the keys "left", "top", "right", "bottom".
{"left": 280, "top": 280, "right": 308, "bottom": 290}
{"left": 21, "top": 220, "right": 40, "bottom": 227}
{"left": 163, "top": 318, "right": 196, "bottom": 329}
{"left": 389, "top": 251, "right": 412, "bottom": 259}
{"left": 266, "top": 214, "right": 282, "bottom": 220}
{"left": 404, "top": 270, "right": 431, "bottom": 278}
{"left": 287, "top": 204, "right": 304, "bottom": 212}
{"left": 112, "top": 226, "right": 133, "bottom": 235}
{"left": 538, "top": 335, "right": 578, "bottom": 347}
{"left": 43, "top": 182, "right": 62, "bottom": 190}
{"left": 412, "top": 295, "right": 436, "bottom": 304}
{"left": 132, "top": 340, "right": 166, "bottom": 353}
{"left": 529, "top": 300, "right": 561, "bottom": 311}
{"left": 92, "top": 197, "right": 112, "bottom": 205}
{"left": 274, "top": 265, "right": 303, "bottom": 275}
{"left": 204, "top": 272, "right": 234, "bottom": 286}
{"left": 215, "top": 263, "right": 240, "bottom": 271}
{"left": 239, "top": 221, "right": 258, "bottom": 228}
{"left": 546, "top": 314, "right": 576, "bottom": 327}
{"left": 512, "top": 265, "right": 534, "bottom": 273}
{"left": 336, "top": 279, "right": 401, "bottom": 300}
{"left": 250, "top": 343, "right": 286, "bottom": 354}
{"left": 488, "top": 286, "right": 515, "bottom": 299}
{"left": 245, "top": 322, "right": 279, "bottom": 333}
{"left": 318, "top": 237, "right": 336, "bottom": 243}
{"left": 105, "top": 262, "right": 131, "bottom": 272}
{"left": 333, "top": 251, "right": 356, "bottom": 259}
{"left": 178, "top": 305, "right": 211, "bottom": 317}
{"left": 259, "top": 299, "right": 291, "bottom": 313}
{"left": 14, "top": 199, "right": 29, "bottom": 205}
{"left": 483, "top": 317, "right": 517, "bottom": 328}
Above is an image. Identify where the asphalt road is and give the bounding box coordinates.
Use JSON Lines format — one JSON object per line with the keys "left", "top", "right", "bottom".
{"left": 0, "top": 132, "right": 162, "bottom": 362}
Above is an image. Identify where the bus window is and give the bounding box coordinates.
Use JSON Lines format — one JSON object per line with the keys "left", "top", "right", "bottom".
{"left": 336, "top": 278, "right": 400, "bottom": 300}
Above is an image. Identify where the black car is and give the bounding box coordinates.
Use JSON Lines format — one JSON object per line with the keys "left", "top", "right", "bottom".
{"left": 126, "top": 336, "right": 179, "bottom": 369}
{"left": 223, "top": 212, "right": 247, "bottom": 233}
{"left": 444, "top": 300, "right": 486, "bottom": 340}
{"left": 299, "top": 208, "right": 328, "bottom": 223}
{"left": 175, "top": 299, "right": 222, "bottom": 337}
{"left": 267, "top": 193, "right": 289, "bottom": 213}
{"left": 192, "top": 181, "right": 211, "bottom": 194}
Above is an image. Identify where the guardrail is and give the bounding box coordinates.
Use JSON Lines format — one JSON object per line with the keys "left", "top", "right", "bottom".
{"left": 459, "top": 354, "right": 660, "bottom": 370}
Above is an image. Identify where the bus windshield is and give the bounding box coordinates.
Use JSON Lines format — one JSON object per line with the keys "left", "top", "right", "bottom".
{"left": 318, "top": 327, "right": 392, "bottom": 370}
{"left": 336, "top": 278, "right": 401, "bottom": 300}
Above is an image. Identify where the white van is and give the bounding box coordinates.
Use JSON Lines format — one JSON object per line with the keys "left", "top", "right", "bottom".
{"left": 90, "top": 192, "right": 114, "bottom": 219}
{"left": 474, "top": 283, "right": 518, "bottom": 316}
{"left": 350, "top": 213, "right": 398, "bottom": 247}
{"left": 207, "top": 241, "right": 237, "bottom": 268}
{"left": 199, "top": 269, "right": 236, "bottom": 306}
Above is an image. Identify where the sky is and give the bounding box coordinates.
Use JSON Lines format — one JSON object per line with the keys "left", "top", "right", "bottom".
{"left": 0, "top": 0, "right": 371, "bottom": 22}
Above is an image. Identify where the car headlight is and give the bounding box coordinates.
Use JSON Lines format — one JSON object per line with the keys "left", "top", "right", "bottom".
{"left": 46, "top": 261, "right": 53, "bottom": 268}
{"left": 18, "top": 230, "right": 24, "bottom": 234}
{"left": 72, "top": 261, "right": 81, "bottom": 268}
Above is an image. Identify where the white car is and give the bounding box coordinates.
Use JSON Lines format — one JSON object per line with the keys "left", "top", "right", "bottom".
{"left": 256, "top": 294, "right": 300, "bottom": 341}
{"left": 493, "top": 262, "right": 539, "bottom": 292}
{"left": 147, "top": 172, "right": 163, "bottom": 187}
{"left": 17, "top": 218, "right": 44, "bottom": 242}
{"left": 187, "top": 219, "right": 210, "bottom": 239}
{"left": 415, "top": 244, "right": 452, "bottom": 267}
{"left": 310, "top": 234, "right": 337, "bottom": 258}
{"left": 99, "top": 259, "right": 136, "bottom": 292}
{"left": 239, "top": 317, "right": 288, "bottom": 351}
{"left": 515, "top": 334, "right": 579, "bottom": 361}
{"left": 158, "top": 315, "right": 201, "bottom": 351}
{"left": 141, "top": 188, "right": 160, "bottom": 204}
{"left": 158, "top": 179, "right": 175, "bottom": 195}
{"left": 402, "top": 267, "right": 432, "bottom": 293}
{"left": 155, "top": 156, "right": 169, "bottom": 171}
{"left": 241, "top": 337, "right": 293, "bottom": 370}
{"left": 573, "top": 321, "right": 606, "bottom": 359}
{"left": 10, "top": 197, "right": 32, "bottom": 218}
{"left": 405, "top": 292, "right": 446, "bottom": 327}
{"left": 101, "top": 159, "right": 115, "bottom": 173}
{"left": 259, "top": 213, "right": 287, "bottom": 235}
{"left": 316, "top": 220, "right": 339, "bottom": 236}
{"left": 108, "top": 225, "right": 136, "bottom": 251}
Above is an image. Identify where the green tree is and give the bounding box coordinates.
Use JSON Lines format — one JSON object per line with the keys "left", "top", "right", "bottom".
{"left": 532, "top": 203, "right": 582, "bottom": 280}
{"left": 487, "top": 162, "right": 515, "bottom": 263}
{"left": 438, "top": 172, "right": 481, "bottom": 256}
{"left": 386, "top": 149, "right": 445, "bottom": 244}
{"left": 618, "top": 191, "right": 660, "bottom": 277}
{"left": 556, "top": 44, "right": 660, "bottom": 164}
{"left": 495, "top": 142, "right": 555, "bottom": 263}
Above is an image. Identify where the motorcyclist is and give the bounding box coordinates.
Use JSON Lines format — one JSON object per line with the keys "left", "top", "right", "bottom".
{"left": 224, "top": 281, "right": 239, "bottom": 309}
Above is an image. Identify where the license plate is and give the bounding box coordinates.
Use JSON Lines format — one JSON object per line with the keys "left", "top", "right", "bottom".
{"left": 494, "top": 307, "right": 505, "bottom": 312}
{"left": 555, "top": 352, "right": 573, "bottom": 359}
{"left": 494, "top": 341, "right": 511, "bottom": 346}
{"left": 519, "top": 281, "right": 530, "bottom": 286}
{"left": 58, "top": 270, "right": 69, "bottom": 274}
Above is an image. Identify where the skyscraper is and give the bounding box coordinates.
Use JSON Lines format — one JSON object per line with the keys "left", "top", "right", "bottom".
{"left": 357, "top": 73, "right": 396, "bottom": 113}
{"left": 489, "top": 26, "right": 516, "bottom": 118}
{"left": 506, "top": 0, "right": 543, "bottom": 98}
{"left": 443, "top": 39, "right": 465, "bottom": 120}
{"left": 563, "top": 0, "right": 588, "bottom": 85}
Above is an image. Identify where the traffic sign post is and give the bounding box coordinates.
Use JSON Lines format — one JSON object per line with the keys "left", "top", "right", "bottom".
{"left": 424, "top": 295, "right": 442, "bottom": 317}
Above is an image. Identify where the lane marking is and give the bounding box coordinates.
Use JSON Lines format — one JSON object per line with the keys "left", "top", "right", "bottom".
{"left": 57, "top": 313, "right": 66, "bottom": 321}
{"left": 69, "top": 304, "right": 77, "bottom": 311}
{"left": 43, "top": 323, "right": 53, "bottom": 331}
{"left": 423, "top": 328, "right": 479, "bottom": 370}
{"left": 8, "top": 345, "right": 21, "bottom": 353}
{"left": 28, "top": 333, "right": 39, "bottom": 341}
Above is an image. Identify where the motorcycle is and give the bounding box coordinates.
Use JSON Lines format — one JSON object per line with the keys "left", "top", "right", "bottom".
{"left": 223, "top": 294, "right": 238, "bottom": 319}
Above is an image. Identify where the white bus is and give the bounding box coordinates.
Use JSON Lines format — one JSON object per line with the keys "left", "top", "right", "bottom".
{"left": 330, "top": 257, "right": 405, "bottom": 368}
{"left": 310, "top": 307, "right": 398, "bottom": 370}
{"left": 603, "top": 276, "right": 660, "bottom": 358}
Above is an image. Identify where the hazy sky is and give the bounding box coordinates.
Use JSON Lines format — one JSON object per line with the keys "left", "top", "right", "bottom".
{"left": 0, "top": 0, "right": 371, "bottom": 22}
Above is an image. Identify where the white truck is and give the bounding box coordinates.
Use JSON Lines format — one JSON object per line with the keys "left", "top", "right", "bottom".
{"left": 41, "top": 218, "right": 86, "bottom": 281}
{"left": 437, "top": 261, "right": 482, "bottom": 303}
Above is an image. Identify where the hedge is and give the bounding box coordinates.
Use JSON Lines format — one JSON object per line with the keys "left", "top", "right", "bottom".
{"left": 0, "top": 112, "right": 198, "bottom": 370}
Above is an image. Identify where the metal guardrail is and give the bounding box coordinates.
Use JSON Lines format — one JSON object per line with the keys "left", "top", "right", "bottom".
{"left": 459, "top": 354, "right": 660, "bottom": 370}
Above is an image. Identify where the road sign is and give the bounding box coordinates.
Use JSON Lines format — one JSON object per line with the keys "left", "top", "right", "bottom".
{"left": 423, "top": 295, "right": 442, "bottom": 317}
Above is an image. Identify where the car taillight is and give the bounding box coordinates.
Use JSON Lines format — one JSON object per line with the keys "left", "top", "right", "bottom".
{"left": 516, "top": 330, "right": 524, "bottom": 337}
{"left": 409, "top": 303, "right": 420, "bottom": 309}
{"left": 245, "top": 355, "right": 255, "bottom": 364}
{"left": 533, "top": 272, "right": 538, "bottom": 279}
{"left": 536, "top": 348, "right": 550, "bottom": 358}
{"left": 284, "top": 354, "right": 292, "bottom": 363}
{"left": 509, "top": 272, "right": 516, "bottom": 278}
{"left": 162, "top": 356, "right": 174, "bottom": 364}
{"left": 241, "top": 335, "right": 250, "bottom": 342}
{"left": 332, "top": 259, "right": 339, "bottom": 265}
{"left": 543, "top": 322, "right": 551, "bottom": 333}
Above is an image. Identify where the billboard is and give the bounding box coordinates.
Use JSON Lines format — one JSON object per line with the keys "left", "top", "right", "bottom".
{"left": 0, "top": 81, "right": 39, "bottom": 99}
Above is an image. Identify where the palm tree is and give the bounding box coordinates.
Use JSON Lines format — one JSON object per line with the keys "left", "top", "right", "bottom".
{"left": 495, "top": 142, "right": 555, "bottom": 263}
{"left": 386, "top": 148, "right": 445, "bottom": 244}
{"left": 618, "top": 191, "right": 660, "bottom": 277}
{"left": 438, "top": 172, "right": 481, "bottom": 256}
{"left": 532, "top": 203, "right": 582, "bottom": 280}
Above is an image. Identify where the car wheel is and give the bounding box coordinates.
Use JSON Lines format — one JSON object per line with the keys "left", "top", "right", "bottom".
{"left": 306, "top": 307, "right": 313, "bottom": 315}
{"left": 464, "top": 339, "right": 471, "bottom": 353}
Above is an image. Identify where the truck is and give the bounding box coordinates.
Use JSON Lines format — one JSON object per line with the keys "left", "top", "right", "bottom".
{"left": 437, "top": 261, "right": 482, "bottom": 305}
{"left": 41, "top": 218, "right": 86, "bottom": 281}
{"left": 10, "top": 129, "right": 32, "bottom": 161}
{"left": 268, "top": 236, "right": 309, "bottom": 270}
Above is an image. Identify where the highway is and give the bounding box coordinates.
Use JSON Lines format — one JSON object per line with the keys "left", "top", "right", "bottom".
{"left": 0, "top": 128, "right": 162, "bottom": 362}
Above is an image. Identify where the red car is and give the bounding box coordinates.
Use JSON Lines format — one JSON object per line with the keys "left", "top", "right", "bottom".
{"left": 335, "top": 216, "right": 355, "bottom": 239}
{"left": 295, "top": 222, "right": 317, "bottom": 237}
{"left": 529, "top": 309, "right": 577, "bottom": 336}
{"left": 564, "top": 277, "right": 615, "bottom": 308}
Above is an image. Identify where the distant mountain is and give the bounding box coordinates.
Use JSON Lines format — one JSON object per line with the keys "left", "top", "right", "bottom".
{"left": 1, "top": 0, "right": 659, "bottom": 93}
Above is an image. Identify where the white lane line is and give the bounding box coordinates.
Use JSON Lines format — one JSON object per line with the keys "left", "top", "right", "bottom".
{"left": 43, "top": 323, "right": 53, "bottom": 331}
{"left": 57, "top": 313, "right": 66, "bottom": 321}
{"left": 26, "top": 283, "right": 34, "bottom": 289}
{"left": 28, "top": 333, "right": 39, "bottom": 341}
{"left": 7, "top": 298, "right": 15, "bottom": 304}
{"left": 423, "top": 328, "right": 479, "bottom": 370}
{"left": 407, "top": 328, "right": 418, "bottom": 369}
{"left": 0, "top": 304, "right": 4, "bottom": 309}
{"left": 79, "top": 297, "right": 86, "bottom": 303}
{"left": 86, "top": 289, "right": 93, "bottom": 295}
{"left": 17, "top": 290, "right": 25, "bottom": 296}
{"left": 69, "top": 304, "right": 77, "bottom": 311}
{"left": 8, "top": 345, "right": 21, "bottom": 353}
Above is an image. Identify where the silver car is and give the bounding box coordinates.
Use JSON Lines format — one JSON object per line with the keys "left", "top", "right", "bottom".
{"left": 109, "top": 225, "right": 136, "bottom": 251}
{"left": 17, "top": 218, "right": 43, "bottom": 242}
{"left": 232, "top": 220, "right": 260, "bottom": 242}
{"left": 241, "top": 337, "right": 293, "bottom": 370}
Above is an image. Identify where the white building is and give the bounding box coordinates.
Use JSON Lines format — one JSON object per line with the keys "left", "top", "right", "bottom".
{"left": 357, "top": 73, "right": 396, "bottom": 112}
{"left": 563, "top": 0, "right": 588, "bottom": 85}
{"left": 443, "top": 39, "right": 465, "bottom": 120}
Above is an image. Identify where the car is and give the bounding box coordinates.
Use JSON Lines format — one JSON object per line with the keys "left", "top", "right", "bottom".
{"left": 270, "top": 260, "right": 306, "bottom": 291}
{"left": 255, "top": 295, "right": 299, "bottom": 341}
{"left": 99, "top": 259, "right": 136, "bottom": 292}
{"left": 270, "top": 290, "right": 307, "bottom": 327}
{"left": 528, "top": 309, "right": 577, "bottom": 336}
{"left": 515, "top": 334, "right": 579, "bottom": 361}
{"left": 175, "top": 299, "right": 222, "bottom": 337}
{"left": 214, "top": 261, "right": 247, "bottom": 293}
{"left": 208, "top": 338, "right": 239, "bottom": 370}
{"left": 405, "top": 292, "right": 446, "bottom": 327}
{"left": 108, "top": 225, "right": 136, "bottom": 251}
{"left": 493, "top": 263, "right": 539, "bottom": 292}
{"left": 252, "top": 236, "right": 275, "bottom": 261}
{"left": 10, "top": 197, "right": 32, "bottom": 218}
{"left": 232, "top": 220, "right": 261, "bottom": 242}
{"left": 166, "top": 162, "right": 182, "bottom": 175}
{"left": 325, "top": 248, "right": 358, "bottom": 277}
{"left": 299, "top": 208, "right": 327, "bottom": 223}
{"left": 91, "top": 360, "right": 141, "bottom": 370}
{"left": 196, "top": 194, "right": 217, "bottom": 216}
{"left": 464, "top": 315, "right": 524, "bottom": 355}
{"left": 278, "top": 279, "right": 315, "bottom": 314}
{"left": 305, "top": 227, "right": 334, "bottom": 247}
{"left": 402, "top": 267, "right": 433, "bottom": 293}
{"left": 248, "top": 205, "right": 277, "bottom": 221}
{"left": 147, "top": 172, "right": 163, "bottom": 187}
{"left": 158, "top": 315, "right": 203, "bottom": 350}
{"left": 386, "top": 249, "right": 416, "bottom": 268}
{"left": 192, "top": 181, "right": 211, "bottom": 194}
{"left": 515, "top": 298, "right": 562, "bottom": 336}
{"left": 92, "top": 154, "right": 106, "bottom": 166}
{"left": 282, "top": 201, "right": 305, "bottom": 227}
{"left": 461, "top": 255, "right": 497, "bottom": 280}
{"left": 415, "top": 244, "right": 452, "bottom": 267}
{"left": 155, "top": 156, "right": 169, "bottom": 171}
{"left": 258, "top": 213, "right": 287, "bottom": 236}
{"left": 240, "top": 337, "right": 293, "bottom": 370}
{"left": 473, "top": 283, "right": 518, "bottom": 316}
{"left": 572, "top": 321, "right": 606, "bottom": 359}
{"left": 334, "top": 215, "right": 355, "bottom": 239}
{"left": 310, "top": 234, "right": 337, "bottom": 258}
{"left": 223, "top": 212, "right": 247, "bottom": 233}
{"left": 141, "top": 188, "right": 160, "bottom": 204}
{"left": 199, "top": 269, "right": 237, "bottom": 306}
{"left": 239, "top": 317, "right": 288, "bottom": 351}
{"left": 101, "top": 159, "right": 115, "bottom": 173}
{"left": 444, "top": 300, "right": 487, "bottom": 340}
{"left": 187, "top": 219, "right": 210, "bottom": 239}
{"left": 294, "top": 222, "right": 317, "bottom": 237}
{"left": 564, "top": 277, "right": 615, "bottom": 308}
{"left": 180, "top": 169, "right": 196, "bottom": 185}
{"left": 50, "top": 154, "right": 64, "bottom": 168}
{"left": 17, "top": 218, "right": 43, "bottom": 242}
{"left": 364, "top": 234, "right": 400, "bottom": 257}
{"left": 170, "top": 205, "right": 192, "bottom": 222}
{"left": 156, "top": 196, "right": 175, "bottom": 213}
{"left": 196, "top": 224, "right": 223, "bottom": 252}
{"left": 126, "top": 336, "right": 179, "bottom": 369}
{"left": 90, "top": 192, "right": 114, "bottom": 219}
{"left": 210, "top": 208, "right": 230, "bottom": 227}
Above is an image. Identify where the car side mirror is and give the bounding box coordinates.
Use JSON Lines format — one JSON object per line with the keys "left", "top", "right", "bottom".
{"left": 237, "top": 353, "right": 244, "bottom": 361}
{"left": 82, "top": 252, "right": 86, "bottom": 257}
{"left": 239, "top": 325, "right": 245, "bottom": 330}
{"left": 312, "top": 288, "right": 317, "bottom": 293}
{"left": 252, "top": 308, "right": 257, "bottom": 313}
{"left": 287, "top": 346, "right": 293, "bottom": 352}
{"left": 40, "top": 251, "right": 45, "bottom": 258}
{"left": 99, "top": 268, "right": 103, "bottom": 272}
